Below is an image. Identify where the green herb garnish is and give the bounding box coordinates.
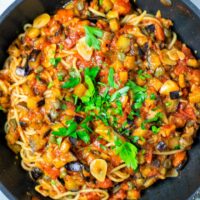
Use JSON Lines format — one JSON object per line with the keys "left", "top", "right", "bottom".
{"left": 85, "top": 66, "right": 100, "bottom": 81}
{"left": 56, "top": 137, "right": 62, "bottom": 147}
{"left": 110, "top": 86, "right": 130, "bottom": 102}
{"left": 84, "top": 26, "right": 103, "bottom": 50}
{"left": 150, "top": 93, "right": 156, "bottom": 100}
{"left": 76, "top": 130, "right": 90, "bottom": 144}
{"left": 50, "top": 57, "right": 61, "bottom": 67}
{"left": 108, "top": 67, "right": 118, "bottom": 88}
{"left": 165, "top": 102, "right": 172, "bottom": 107}
{"left": 137, "top": 69, "right": 151, "bottom": 80}
{"left": 151, "top": 125, "right": 160, "bottom": 134}
{"left": 48, "top": 82, "right": 54, "bottom": 89}
{"left": 127, "top": 80, "right": 147, "bottom": 110}
{"left": 62, "top": 77, "right": 80, "bottom": 89}
{"left": 115, "top": 137, "right": 138, "bottom": 170}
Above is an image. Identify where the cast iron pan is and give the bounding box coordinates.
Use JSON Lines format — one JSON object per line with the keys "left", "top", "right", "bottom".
{"left": 0, "top": 0, "right": 200, "bottom": 199}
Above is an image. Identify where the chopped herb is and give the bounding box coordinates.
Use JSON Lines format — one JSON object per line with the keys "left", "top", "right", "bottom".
{"left": 110, "top": 86, "right": 130, "bottom": 102}
{"left": 77, "top": 130, "right": 90, "bottom": 144}
{"left": 127, "top": 80, "right": 147, "bottom": 109}
{"left": 165, "top": 102, "right": 172, "bottom": 107}
{"left": 59, "top": 44, "right": 64, "bottom": 50}
{"left": 51, "top": 180, "right": 56, "bottom": 186}
{"left": 52, "top": 127, "right": 68, "bottom": 137}
{"left": 0, "top": 106, "right": 4, "bottom": 111}
{"left": 61, "top": 104, "right": 67, "bottom": 110}
{"left": 115, "top": 100, "right": 123, "bottom": 115}
{"left": 62, "top": 77, "right": 80, "bottom": 89}
{"left": 137, "top": 69, "right": 151, "bottom": 80}
{"left": 65, "top": 120, "right": 78, "bottom": 135}
{"left": 84, "top": 25, "right": 103, "bottom": 50}
{"left": 81, "top": 75, "right": 95, "bottom": 102}
{"left": 73, "top": 95, "right": 78, "bottom": 105}
{"left": 150, "top": 93, "right": 156, "bottom": 100}
{"left": 57, "top": 72, "right": 64, "bottom": 81}
{"left": 108, "top": 68, "right": 117, "bottom": 88}
{"left": 99, "top": 0, "right": 103, "bottom": 5}
{"left": 130, "top": 136, "right": 140, "bottom": 143}
{"left": 52, "top": 119, "right": 91, "bottom": 143}
{"left": 56, "top": 137, "right": 62, "bottom": 147}
{"left": 48, "top": 82, "right": 54, "bottom": 89}
{"left": 141, "top": 112, "right": 163, "bottom": 129}
{"left": 114, "top": 137, "right": 138, "bottom": 170}
{"left": 174, "top": 145, "right": 181, "bottom": 150}
{"left": 85, "top": 66, "right": 100, "bottom": 81}
{"left": 151, "top": 125, "right": 160, "bottom": 134}
{"left": 50, "top": 57, "right": 61, "bottom": 67}
{"left": 100, "top": 144, "right": 107, "bottom": 150}
{"left": 36, "top": 75, "right": 41, "bottom": 81}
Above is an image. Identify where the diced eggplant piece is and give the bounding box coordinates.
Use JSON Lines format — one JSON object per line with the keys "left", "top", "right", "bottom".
{"left": 30, "top": 168, "right": 43, "bottom": 181}
{"left": 170, "top": 91, "right": 180, "bottom": 99}
{"left": 65, "top": 161, "right": 84, "bottom": 172}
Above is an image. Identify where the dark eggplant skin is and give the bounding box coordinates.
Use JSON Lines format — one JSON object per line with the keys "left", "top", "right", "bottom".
{"left": 30, "top": 168, "right": 43, "bottom": 181}
{"left": 145, "top": 24, "right": 155, "bottom": 33}
{"left": 74, "top": 116, "right": 84, "bottom": 124}
{"left": 156, "top": 141, "right": 167, "bottom": 151}
{"left": 170, "top": 91, "right": 180, "bottom": 99}
{"left": 65, "top": 161, "right": 84, "bottom": 172}
{"left": 37, "top": 99, "right": 45, "bottom": 107}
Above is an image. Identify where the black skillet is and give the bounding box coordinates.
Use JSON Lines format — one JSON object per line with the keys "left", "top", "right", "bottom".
{"left": 0, "top": 0, "right": 200, "bottom": 199}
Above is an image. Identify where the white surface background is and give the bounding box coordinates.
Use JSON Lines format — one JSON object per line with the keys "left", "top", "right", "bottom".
{"left": 0, "top": 0, "right": 200, "bottom": 199}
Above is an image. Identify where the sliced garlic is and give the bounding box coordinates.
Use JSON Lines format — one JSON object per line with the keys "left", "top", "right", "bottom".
{"left": 76, "top": 37, "right": 93, "bottom": 61}
{"left": 160, "top": 80, "right": 179, "bottom": 96}
{"left": 33, "top": 13, "right": 50, "bottom": 29}
{"left": 90, "top": 159, "right": 107, "bottom": 182}
{"left": 160, "top": 50, "right": 177, "bottom": 66}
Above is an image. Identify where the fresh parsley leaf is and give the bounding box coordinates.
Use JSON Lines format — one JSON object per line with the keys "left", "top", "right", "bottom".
{"left": 85, "top": 66, "right": 100, "bottom": 81}
{"left": 127, "top": 80, "right": 146, "bottom": 93}
{"left": 99, "top": 0, "right": 103, "bottom": 5}
{"left": 165, "top": 102, "right": 172, "bottom": 107}
{"left": 150, "top": 93, "right": 156, "bottom": 100}
{"left": 48, "top": 82, "right": 54, "bottom": 89}
{"left": 108, "top": 67, "right": 116, "bottom": 88}
{"left": 130, "top": 136, "right": 140, "bottom": 143}
{"left": 127, "top": 80, "right": 147, "bottom": 110}
{"left": 115, "top": 137, "right": 138, "bottom": 170}
{"left": 81, "top": 75, "right": 95, "bottom": 102}
{"left": 57, "top": 72, "right": 64, "bottom": 81}
{"left": 77, "top": 130, "right": 90, "bottom": 143}
{"left": 0, "top": 106, "right": 4, "bottom": 111}
{"left": 80, "top": 115, "right": 93, "bottom": 132}
{"left": 110, "top": 86, "right": 130, "bottom": 102}
{"left": 137, "top": 69, "right": 151, "bottom": 80}
{"left": 115, "top": 100, "right": 123, "bottom": 115}
{"left": 141, "top": 112, "right": 163, "bottom": 129}
{"left": 65, "top": 120, "right": 78, "bottom": 134}
{"left": 56, "top": 137, "right": 63, "bottom": 147}
{"left": 84, "top": 26, "right": 103, "bottom": 50}
{"left": 62, "top": 77, "right": 80, "bottom": 89}
{"left": 50, "top": 57, "right": 61, "bottom": 67}
{"left": 174, "top": 145, "right": 181, "bottom": 150}
{"left": 151, "top": 125, "right": 160, "bottom": 134}
{"left": 100, "top": 144, "right": 107, "bottom": 150}
{"left": 61, "top": 104, "right": 67, "bottom": 110}
{"left": 52, "top": 127, "right": 68, "bottom": 137}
